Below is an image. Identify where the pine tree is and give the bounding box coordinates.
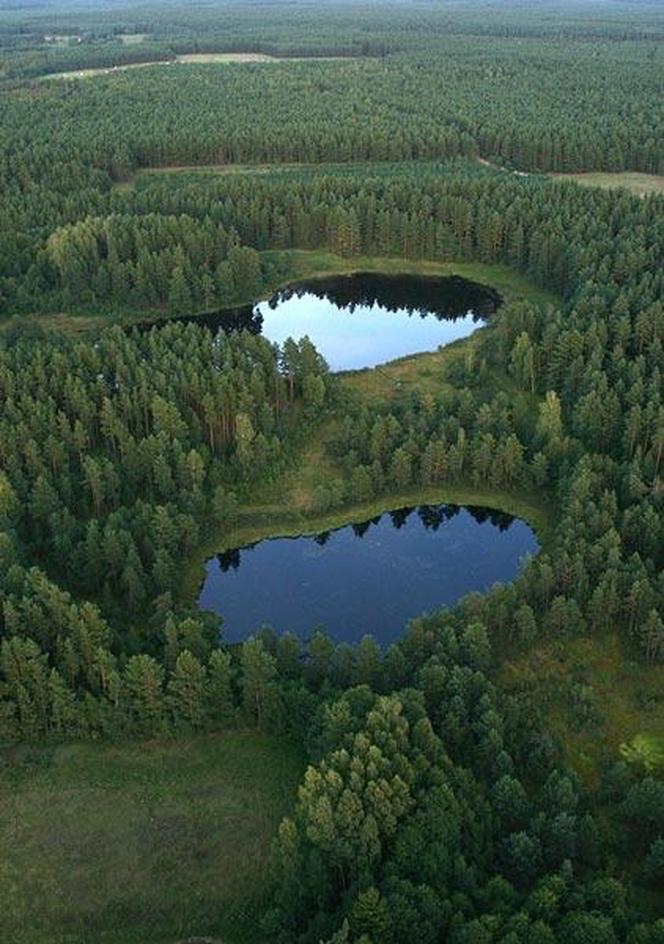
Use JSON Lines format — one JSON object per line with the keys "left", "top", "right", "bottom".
{"left": 123, "top": 654, "right": 165, "bottom": 736}
{"left": 207, "top": 648, "right": 235, "bottom": 722}
{"left": 510, "top": 332, "right": 536, "bottom": 394}
{"left": 48, "top": 668, "right": 80, "bottom": 737}
{"left": 276, "top": 632, "right": 302, "bottom": 680}
{"left": 354, "top": 635, "right": 382, "bottom": 688}
{"left": 240, "top": 637, "right": 278, "bottom": 727}
{"left": 168, "top": 650, "right": 207, "bottom": 729}
{"left": 168, "top": 265, "right": 192, "bottom": 315}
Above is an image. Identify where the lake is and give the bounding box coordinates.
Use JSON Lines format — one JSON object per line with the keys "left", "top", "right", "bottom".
{"left": 199, "top": 503, "right": 538, "bottom": 645}
{"left": 172, "top": 271, "right": 500, "bottom": 371}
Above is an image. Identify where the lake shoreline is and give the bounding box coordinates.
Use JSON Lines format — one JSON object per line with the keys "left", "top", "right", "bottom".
{"left": 182, "top": 482, "right": 553, "bottom": 611}
{"left": 198, "top": 500, "right": 540, "bottom": 644}
{"left": 4, "top": 250, "right": 559, "bottom": 337}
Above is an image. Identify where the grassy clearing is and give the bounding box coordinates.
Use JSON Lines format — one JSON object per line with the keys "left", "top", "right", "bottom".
{"left": 0, "top": 732, "right": 305, "bottom": 944}
{"left": 549, "top": 172, "right": 664, "bottom": 197}
{"left": 41, "top": 61, "right": 173, "bottom": 81}
{"left": 339, "top": 326, "right": 536, "bottom": 411}
{"left": 177, "top": 52, "right": 277, "bottom": 64}
{"left": 500, "top": 633, "right": 664, "bottom": 787}
{"left": 117, "top": 33, "right": 149, "bottom": 45}
{"left": 128, "top": 160, "right": 400, "bottom": 182}
{"left": 39, "top": 57, "right": 261, "bottom": 81}
{"left": 43, "top": 34, "right": 81, "bottom": 46}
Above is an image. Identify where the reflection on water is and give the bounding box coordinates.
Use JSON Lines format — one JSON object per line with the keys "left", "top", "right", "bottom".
{"left": 159, "top": 271, "right": 501, "bottom": 371}
{"left": 199, "top": 503, "right": 537, "bottom": 645}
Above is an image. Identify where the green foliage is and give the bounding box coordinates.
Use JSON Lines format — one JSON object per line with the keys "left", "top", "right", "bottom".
{"left": 643, "top": 838, "right": 664, "bottom": 886}
{"left": 240, "top": 636, "right": 279, "bottom": 728}
{"left": 168, "top": 649, "right": 207, "bottom": 729}
{"left": 0, "top": 4, "right": 661, "bottom": 942}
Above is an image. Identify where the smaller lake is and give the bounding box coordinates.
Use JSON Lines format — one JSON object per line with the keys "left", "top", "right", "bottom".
{"left": 167, "top": 272, "right": 500, "bottom": 371}
{"left": 199, "top": 503, "right": 538, "bottom": 645}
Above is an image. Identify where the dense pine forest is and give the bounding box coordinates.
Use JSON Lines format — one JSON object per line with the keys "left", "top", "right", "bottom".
{"left": 0, "top": 2, "right": 662, "bottom": 943}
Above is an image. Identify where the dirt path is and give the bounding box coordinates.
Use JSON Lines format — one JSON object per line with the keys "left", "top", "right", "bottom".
{"left": 477, "top": 157, "right": 530, "bottom": 178}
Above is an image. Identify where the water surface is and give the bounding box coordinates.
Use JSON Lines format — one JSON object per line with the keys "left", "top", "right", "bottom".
{"left": 174, "top": 272, "right": 500, "bottom": 371}
{"left": 199, "top": 503, "right": 537, "bottom": 645}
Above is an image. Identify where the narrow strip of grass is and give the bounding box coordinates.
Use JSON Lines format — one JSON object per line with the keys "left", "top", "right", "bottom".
{"left": 277, "top": 250, "right": 560, "bottom": 309}
{"left": 548, "top": 171, "right": 664, "bottom": 197}
{"left": 0, "top": 311, "right": 109, "bottom": 339}
{"left": 123, "top": 159, "right": 437, "bottom": 186}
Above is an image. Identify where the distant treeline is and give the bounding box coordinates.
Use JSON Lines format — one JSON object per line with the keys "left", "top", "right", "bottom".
{"left": 1, "top": 0, "right": 663, "bottom": 81}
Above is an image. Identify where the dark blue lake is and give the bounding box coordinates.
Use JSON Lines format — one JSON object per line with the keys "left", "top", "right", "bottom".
{"left": 199, "top": 504, "right": 538, "bottom": 645}
{"left": 173, "top": 271, "right": 500, "bottom": 371}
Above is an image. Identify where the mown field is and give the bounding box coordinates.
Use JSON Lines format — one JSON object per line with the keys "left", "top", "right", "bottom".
{"left": 41, "top": 55, "right": 276, "bottom": 80}
{"left": 549, "top": 171, "right": 664, "bottom": 196}
{"left": 0, "top": 733, "right": 305, "bottom": 944}
{"left": 41, "top": 53, "right": 361, "bottom": 81}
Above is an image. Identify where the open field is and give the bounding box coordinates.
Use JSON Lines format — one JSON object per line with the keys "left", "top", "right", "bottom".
{"left": 40, "top": 60, "right": 172, "bottom": 80}
{"left": 114, "top": 159, "right": 452, "bottom": 196}
{"left": 549, "top": 171, "right": 664, "bottom": 196}
{"left": 40, "top": 56, "right": 271, "bottom": 81}
{"left": 43, "top": 34, "right": 81, "bottom": 46}
{"left": 0, "top": 732, "right": 305, "bottom": 944}
{"left": 121, "top": 156, "right": 524, "bottom": 191}
{"left": 41, "top": 52, "right": 360, "bottom": 81}
{"left": 476, "top": 159, "right": 663, "bottom": 197}
{"left": 178, "top": 52, "right": 277, "bottom": 64}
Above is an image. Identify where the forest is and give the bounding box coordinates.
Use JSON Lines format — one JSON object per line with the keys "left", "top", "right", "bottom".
{"left": 0, "top": 2, "right": 662, "bottom": 943}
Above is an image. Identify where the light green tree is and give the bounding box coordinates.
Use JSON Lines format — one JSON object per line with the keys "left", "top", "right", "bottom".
{"left": 240, "top": 636, "right": 278, "bottom": 727}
